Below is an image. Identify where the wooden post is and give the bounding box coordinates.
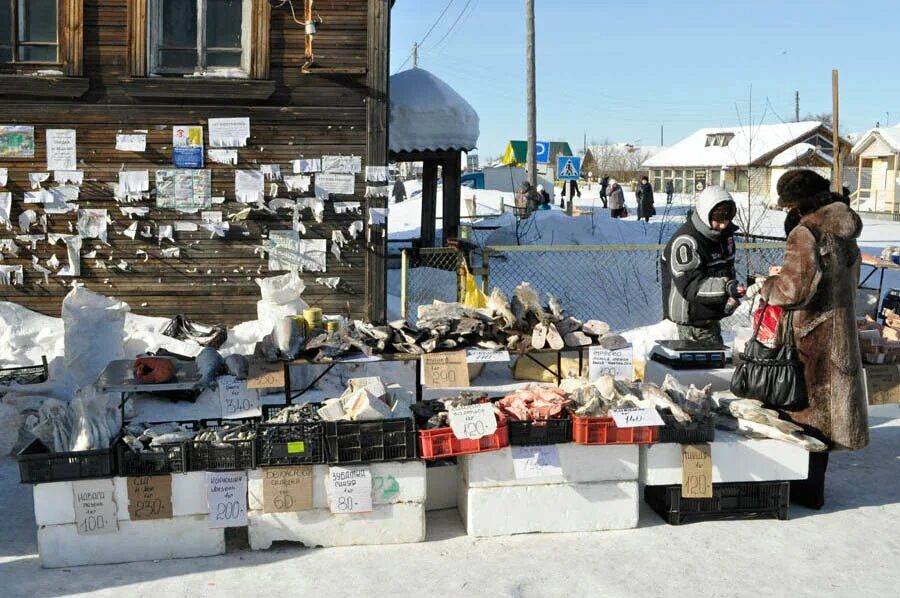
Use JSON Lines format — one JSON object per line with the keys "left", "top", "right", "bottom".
{"left": 525, "top": 0, "right": 537, "bottom": 188}
{"left": 832, "top": 69, "right": 842, "bottom": 192}
{"left": 442, "top": 151, "right": 462, "bottom": 241}
{"left": 421, "top": 159, "right": 438, "bottom": 247}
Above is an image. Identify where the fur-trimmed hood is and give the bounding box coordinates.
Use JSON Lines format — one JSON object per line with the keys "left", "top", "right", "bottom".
{"left": 800, "top": 198, "right": 863, "bottom": 241}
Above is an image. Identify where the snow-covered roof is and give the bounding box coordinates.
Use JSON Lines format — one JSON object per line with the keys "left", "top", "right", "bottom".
{"left": 644, "top": 121, "right": 825, "bottom": 168}
{"left": 850, "top": 125, "right": 900, "bottom": 155}
{"left": 769, "top": 142, "right": 833, "bottom": 167}
{"left": 389, "top": 68, "right": 480, "bottom": 154}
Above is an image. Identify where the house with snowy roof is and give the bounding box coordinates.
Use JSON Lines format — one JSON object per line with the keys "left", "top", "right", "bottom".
{"left": 644, "top": 121, "right": 849, "bottom": 204}
{"left": 850, "top": 125, "right": 900, "bottom": 214}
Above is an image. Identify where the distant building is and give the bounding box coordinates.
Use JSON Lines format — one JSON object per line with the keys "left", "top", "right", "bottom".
{"left": 644, "top": 121, "right": 849, "bottom": 204}
{"left": 502, "top": 140, "right": 573, "bottom": 170}
{"left": 850, "top": 125, "right": 900, "bottom": 214}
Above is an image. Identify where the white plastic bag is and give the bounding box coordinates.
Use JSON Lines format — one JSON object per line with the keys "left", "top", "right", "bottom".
{"left": 62, "top": 286, "right": 130, "bottom": 387}
{"left": 254, "top": 270, "right": 307, "bottom": 305}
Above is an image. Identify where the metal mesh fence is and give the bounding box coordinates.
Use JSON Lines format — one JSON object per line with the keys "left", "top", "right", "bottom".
{"left": 400, "top": 248, "right": 464, "bottom": 319}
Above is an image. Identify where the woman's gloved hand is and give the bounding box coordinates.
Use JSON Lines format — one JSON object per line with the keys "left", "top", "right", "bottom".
{"left": 133, "top": 357, "right": 176, "bottom": 384}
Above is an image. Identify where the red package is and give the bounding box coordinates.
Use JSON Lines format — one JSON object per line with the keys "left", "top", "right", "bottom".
{"left": 752, "top": 303, "right": 783, "bottom": 348}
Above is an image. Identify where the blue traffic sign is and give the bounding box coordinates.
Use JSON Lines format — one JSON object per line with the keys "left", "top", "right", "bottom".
{"left": 534, "top": 141, "right": 550, "bottom": 164}
{"left": 556, "top": 156, "right": 581, "bottom": 180}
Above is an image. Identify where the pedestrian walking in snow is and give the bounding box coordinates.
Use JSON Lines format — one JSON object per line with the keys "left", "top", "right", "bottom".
{"left": 665, "top": 179, "right": 675, "bottom": 204}
{"left": 637, "top": 176, "right": 655, "bottom": 222}
{"left": 392, "top": 177, "right": 406, "bottom": 203}
{"left": 599, "top": 175, "right": 610, "bottom": 208}
{"left": 608, "top": 179, "right": 627, "bottom": 218}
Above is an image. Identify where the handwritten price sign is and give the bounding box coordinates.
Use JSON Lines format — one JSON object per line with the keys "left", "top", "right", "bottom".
{"left": 127, "top": 475, "right": 173, "bottom": 521}
{"left": 448, "top": 403, "right": 497, "bottom": 440}
{"left": 422, "top": 351, "right": 469, "bottom": 388}
{"left": 218, "top": 375, "right": 261, "bottom": 418}
{"left": 682, "top": 444, "right": 713, "bottom": 498}
{"left": 610, "top": 408, "right": 664, "bottom": 428}
{"left": 327, "top": 466, "right": 373, "bottom": 514}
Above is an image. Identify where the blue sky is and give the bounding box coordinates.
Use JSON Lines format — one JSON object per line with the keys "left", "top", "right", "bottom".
{"left": 390, "top": 0, "right": 900, "bottom": 159}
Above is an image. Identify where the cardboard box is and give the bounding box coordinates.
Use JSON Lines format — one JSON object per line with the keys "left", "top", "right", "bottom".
{"left": 865, "top": 365, "right": 900, "bottom": 405}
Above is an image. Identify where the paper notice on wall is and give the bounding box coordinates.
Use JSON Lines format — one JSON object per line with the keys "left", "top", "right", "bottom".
{"left": 156, "top": 169, "right": 212, "bottom": 212}
{"left": 333, "top": 201, "right": 361, "bottom": 214}
{"left": 322, "top": 155, "right": 362, "bottom": 174}
{"left": 0, "top": 167, "right": 7, "bottom": 187}
{"left": 0, "top": 265, "right": 24, "bottom": 285}
{"left": 24, "top": 190, "right": 53, "bottom": 203}
{"left": 265, "top": 231, "right": 327, "bottom": 272}
{"left": 315, "top": 173, "right": 355, "bottom": 196}
{"left": 54, "top": 170, "right": 83, "bottom": 185}
{"left": 235, "top": 170, "right": 265, "bottom": 203}
{"left": 208, "top": 117, "right": 250, "bottom": 148}
{"left": 0, "top": 125, "right": 35, "bottom": 158}
{"left": 297, "top": 198, "right": 325, "bottom": 223}
{"left": 116, "top": 133, "right": 146, "bottom": 152}
{"left": 365, "top": 166, "right": 390, "bottom": 182}
{"left": 172, "top": 125, "right": 204, "bottom": 168}
{"left": 0, "top": 192, "right": 11, "bottom": 229}
{"left": 119, "top": 170, "right": 149, "bottom": 201}
{"left": 202, "top": 211, "right": 223, "bottom": 224}
{"left": 120, "top": 206, "right": 149, "bottom": 219}
{"left": 77, "top": 209, "right": 108, "bottom": 242}
{"left": 208, "top": 148, "right": 238, "bottom": 166}
{"left": 158, "top": 224, "right": 174, "bottom": 244}
{"left": 283, "top": 175, "right": 310, "bottom": 192}
{"left": 174, "top": 221, "right": 198, "bottom": 232}
{"left": 48, "top": 233, "right": 83, "bottom": 277}
{"left": 28, "top": 172, "right": 49, "bottom": 189}
{"left": 368, "top": 207, "right": 389, "bottom": 226}
{"left": 46, "top": 129, "right": 77, "bottom": 171}
{"left": 261, "top": 164, "right": 282, "bottom": 181}
{"left": 292, "top": 158, "right": 320, "bottom": 174}
{"left": 0, "top": 238, "right": 18, "bottom": 256}
{"left": 123, "top": 221, "right": 138, "bottom": 239}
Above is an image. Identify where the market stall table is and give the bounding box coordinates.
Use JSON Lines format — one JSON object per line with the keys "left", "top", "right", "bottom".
{"left": 94, "top": 359, "right": 205, "bottom": 422}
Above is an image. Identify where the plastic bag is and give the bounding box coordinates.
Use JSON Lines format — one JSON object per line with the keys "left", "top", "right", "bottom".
{"left": 255, "top": 270, "right": 307, "bottom": 305}
{"left": 461, "top": 263, "right": 488, "bottom": 309}
{"left": 752, "top": 302, "right": 783, "bottom": 348}
{"left": 62, "top": 286, "right": 130, "bottom": 388}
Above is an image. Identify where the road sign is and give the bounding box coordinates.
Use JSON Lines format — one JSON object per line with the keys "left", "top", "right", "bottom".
{"left": 534, "top": 141, "right": 550, "bottom": 164}
{"left": 557, "top": 156, "right": 581, "bottom": 180}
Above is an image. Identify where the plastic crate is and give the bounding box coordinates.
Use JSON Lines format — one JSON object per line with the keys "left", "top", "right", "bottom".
{"left": 418, "top": 421, "right": 509, "bottom": 459}
{"left": 115, "top": 437, "right": 189, "bottom": 476}
{"left": 188, "top": 421, "right": 255, "bottom": 471}
{"left": 658, "top": 414, "right": 716, "bottom": 443}
{"left": 0, "top": 356, "right": 49, "bottom": 386}
{"left": 571, "top": 414, "right": 658, "bottom": 445}
{"left": 507, "top": 418, "right": 572, "bottom": 446}
{"left": 256, "top": 422, "right": 326, "bottom": 466}
{"left": 644, "top": 482, "right": 790, "bottom": 525}
{"left": 17, "top": 439, "right": 115, "bottom": 484}
{"left": 324, "top": 419, "right": 417, "bottom": 464}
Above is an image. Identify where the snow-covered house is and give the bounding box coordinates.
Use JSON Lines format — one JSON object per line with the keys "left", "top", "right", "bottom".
{"left": 644, "top": 121, "right": 848, "bottom": 204}
{"left": 850, "top": 125, "right": 900, "bottom": 214}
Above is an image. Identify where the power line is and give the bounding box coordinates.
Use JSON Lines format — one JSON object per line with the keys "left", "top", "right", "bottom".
{"left": 394, "top": 0, "right": 457, "bottom": 73}
{"left": 427, "top": 0, "right": 474, "bottom": 53}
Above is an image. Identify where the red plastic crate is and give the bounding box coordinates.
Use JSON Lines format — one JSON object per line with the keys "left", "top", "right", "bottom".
{"left": 418, "top": 422, "right": 509, "bottom": 459}
{"left": 571, "top": 414, "right": 659, "bottom": 445}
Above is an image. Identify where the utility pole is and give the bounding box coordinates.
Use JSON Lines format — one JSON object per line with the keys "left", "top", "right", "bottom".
{"left": 832, "top": 70, "right": 841, "bottom": 192}
{"left": 412, "top": 42, "right": 418, "bottom": 68}
{"left": 660, "top": 124, "right": 664, "bottom": 146}
{"left": 795, "top": 91, "right": 800, "bottom": 122}
{"left": 525, "top": 0, "right": 536, "bottom": 189}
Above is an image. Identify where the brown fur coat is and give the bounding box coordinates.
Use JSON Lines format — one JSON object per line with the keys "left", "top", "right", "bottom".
{"left": 761, "top": 201, "right": 869, "bottom": 451}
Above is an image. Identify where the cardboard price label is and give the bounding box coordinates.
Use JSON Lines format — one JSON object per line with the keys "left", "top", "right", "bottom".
{"left": 611, "top": 408, "right": 665, "bottom": 428}
{"left": 327, "top": 466, "right": 373, "bottom": 514}
{"left": 127, "top": 475, "right": 173, "bottom": 521}
{"left": 682, "top": 444, "right": 713, "bottom": 498}
{"left": 207, "top": 471, "right": 248, "bottom": 528}
{"left": 422, "top": 351, "right": 469, "bottom": 388}
{"left": 218, "top": 375, "right": 261, "bottom": 418}
{"left": 448, "top": 403, "right": 498, "bottom": 439}
{"left": 465, "top": 348, "right": 511, "bottom": 363}
{"left": 262, "top": 466, "right": 314, "bottom": 513}
{"left": 72, "top": 479, "right": 119, "bottom": 535}
{"left": 247, "top": 360, "right": 285, "bottom": 390}
{"left": 512, "top": 445, "right": 563, "bottom": 479}
{"left": 588, "top": 344, "right": 634, "bottom": 381}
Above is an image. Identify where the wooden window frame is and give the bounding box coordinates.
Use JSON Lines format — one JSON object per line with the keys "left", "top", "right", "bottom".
{"left": 0, "top": 0, "right": 82, "bottom": 76}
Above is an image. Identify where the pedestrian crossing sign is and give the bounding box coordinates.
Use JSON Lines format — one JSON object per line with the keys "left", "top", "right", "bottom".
{"left": 556, "top": 156, "right": 581, "bottom": 180}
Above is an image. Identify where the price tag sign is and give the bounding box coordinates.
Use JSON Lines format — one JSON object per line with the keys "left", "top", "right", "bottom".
{"left": 218, "top": 375, "right": 261, "bottom": 418}
{"left": 207, "top": 471, "right": 248, "bottom": 528}
{"left": 465, "top": 348, "right": 511, "bottom": 363}
{"left": 512, "top": 445, "right": 563, "bottom": 479}
{"left": 448, "top": 403, "right": 497, "bottom": 440}
{"left": 610, "top": 408, "right": 665, "bottom": 428}
{"left": 72, "top": 480, "right": 119, "bottom": 535}
{"left": 262, "top": 466, "right": 314, "bottom": 513}
{"left": 327, "top": 466, "right": 373, "bottom": 514}
{"left": 588, "top": 344, "right": 634, "bottom": 381}
{"left": 682, "top": 444, "right": 713, "bottom": 498}
{"left": 126, "top": 475, "right": 173, "bottom": 521}
{"left": 247, "top": 360, "right": 285, "bottom": 390}
{"left": 422, "top": 351, "right": 470, "bottom": 388}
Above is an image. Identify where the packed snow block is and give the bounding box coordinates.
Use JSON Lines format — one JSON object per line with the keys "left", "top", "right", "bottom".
{"left": 643, "top": 360, "right": 735, "bottom": 392}
{"left": 247, "top": 503, "right": 426, "bottom": 549}
{"left": 114, "top": 472, "right": 211, "bottom": 520}
{"left": 247, "top": 461, "right": 426, "bottom": 511}
{"left": 459, "top": 444, "right": 639, "bottom": 488}
{"left": 426, "top": 463, "right": 459, "bottom": 511}
{"left": 459, "top": 481, "right": 639, "bottom": 537}
{"left": 639, "top": 431, "right": 810, "bottom": 485}
{"left": 33, "top": 481, "right": 77, "bottom": 526}
{"left": 37, "top": 515, "right": 225, "bottom": 568}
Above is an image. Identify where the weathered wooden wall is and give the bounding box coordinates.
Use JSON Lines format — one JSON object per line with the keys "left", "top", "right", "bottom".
{"left": 0, "top": 0, "right": 388, "bottom": 326}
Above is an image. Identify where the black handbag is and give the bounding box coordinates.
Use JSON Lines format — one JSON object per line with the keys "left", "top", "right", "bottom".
{"left": 730, "top": 303, "right": 807, "bottom": 410}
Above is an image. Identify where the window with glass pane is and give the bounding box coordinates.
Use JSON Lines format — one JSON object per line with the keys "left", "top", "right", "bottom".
{"left": 0, "top": 0, "right": 59, "bottom": 64}
{"left": 154, "top": 0, "right": 246, "bottom": 73}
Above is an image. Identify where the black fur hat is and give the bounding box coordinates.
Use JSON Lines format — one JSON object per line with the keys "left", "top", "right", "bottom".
{"left": 776, "top": 169, "right": 831, "bottom": 209}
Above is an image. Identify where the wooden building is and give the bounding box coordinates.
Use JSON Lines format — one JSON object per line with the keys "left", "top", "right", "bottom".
{"left": 850, "top": 125, "right": 900, "bottom": 214}
{"left": 0, "top": 0, "right": 391, "bottom": 326}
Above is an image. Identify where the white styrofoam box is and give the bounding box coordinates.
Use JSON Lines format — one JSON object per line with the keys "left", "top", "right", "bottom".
{"left": 459, "top": 444, "right": 639, "bottom": 488}
{"left": 425, "top": 463, "right": 458, "bottom": 511}
{"left": 247, "top": 461, "right": 425, "bottom": 512}
{"left": 639, "top": 430, "right": 810, "bottom": 485}
{"left": 37, "top": 515, "right": 225, "bottom": 568}
{"left": 248, "top": 503, "right": 425, "bottom": 550}
{"left": 114, "top": 472, "right": 211, "bottom": 521}
{"left": 459, "top": 481, "right": 639, "bottom": 537}
{"left": 34, "top": 481, "right": 76, "bottom": 527}
{"left": 643, "top": 360, "right": 735, "bottom": 392}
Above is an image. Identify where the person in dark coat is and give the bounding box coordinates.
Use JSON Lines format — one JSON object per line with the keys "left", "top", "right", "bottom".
{"left": 515, "top": 181, "right": 540, "bottom": 216}
{"left": 745, "top": 169, "right": 868, "bottom": 509}
{"left": 665, "top": 179, "right": 675, "bottom": 204}
{"left": 599, "top": 175, "right": 610, "bottom": 208}
{"left": 636, "top": 176, "right": 655, "bottom": 222}
{"left": 392, "top": 177, "right": 406, "bottom": 203}
{"left": 661, "top": 186, "right": 744, "bottom": 344}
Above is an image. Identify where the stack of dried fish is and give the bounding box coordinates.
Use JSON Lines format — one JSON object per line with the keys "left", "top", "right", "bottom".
{"left": 711, "top": 391, "right": 827, "bottom": 451}
{"left": 496, "top": 386, "right": 571, "bottom": 421}
{"left": 315, "top": 376, "right": 413, "bottom": 422}
{"left": 265, "top": 402, "right": 321, "bottom": 424}
{"left": 194, "top": 422, "right": 256, "bottom": 447}
{"left": 121, "top": 421, "right": 196, "bottom": 453}
{"left": 410, "top": 392, "right": 494, "bottom": 429}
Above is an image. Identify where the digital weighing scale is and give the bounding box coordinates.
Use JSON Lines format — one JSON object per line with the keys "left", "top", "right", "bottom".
{"left": 649, "top": 340, "right": 731, "bottom": 370}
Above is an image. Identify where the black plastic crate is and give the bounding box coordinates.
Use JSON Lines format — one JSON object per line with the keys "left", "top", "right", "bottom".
{"left": 17, "top": 438, "right": 115, "bottom": 484}
{"left": 645, "top": 482, "right": 790, "bottom": 525}
{"left": 657, "top": 414, "right": 716, "bottom": 443}
{"left": 188, "top": 420, "right": 255, "bottom": 471}
{"left": 256, "top": 422, "right": 325, "bottom": 466}
{"left": 261, "top": 403, "right": 289, "bottom": 421}
{"left": 115, "top": 437, "right": 189, "bottom": 476}
{"left": 324, "top": 419, "right": 417, "bottom": 464}
{"left": 508, "top": 418, "right": 572, "bottom": 446}
{"left": 0, "top": 356, "right": 49, "bottom": 386}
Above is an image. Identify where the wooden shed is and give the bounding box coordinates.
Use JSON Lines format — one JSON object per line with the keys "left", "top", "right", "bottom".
{"left": 0, "top": 0, "right": 393, "bottom": 326}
